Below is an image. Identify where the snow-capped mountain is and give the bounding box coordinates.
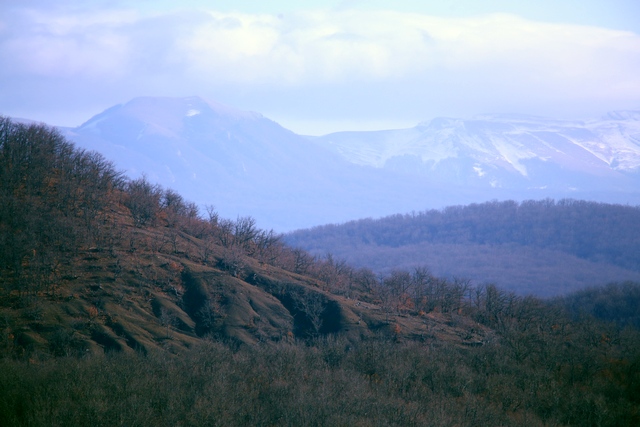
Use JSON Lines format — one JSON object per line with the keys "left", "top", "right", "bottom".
{"left": 60, "top": 96, "right": 467, "bottom": 230}
{"left": 313, "top": 113, "right": 640, "bottom": 191}
{"left": 55, "top": 97, "right": 640, "bottom": 230}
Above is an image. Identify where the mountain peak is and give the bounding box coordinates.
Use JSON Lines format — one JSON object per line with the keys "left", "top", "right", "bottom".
{"left": 78, "top": 96, "right": 263, "bottom": 133}
{"left": 125, "top": 96, "right": 263, "bottom": 121}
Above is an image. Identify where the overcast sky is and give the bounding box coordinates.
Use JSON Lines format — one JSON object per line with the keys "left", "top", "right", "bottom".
{"left": 1, "top": 0, "right": 639, "bottom": 135}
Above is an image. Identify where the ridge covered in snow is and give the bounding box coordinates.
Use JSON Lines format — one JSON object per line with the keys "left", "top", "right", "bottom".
{"left": 313, "top": 112, "right": 640, "bottom": 190}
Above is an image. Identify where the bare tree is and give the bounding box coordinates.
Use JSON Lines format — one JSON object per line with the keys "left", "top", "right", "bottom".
{"left": 218, "top": 245, "right": 246, "bottom": 277}
{"left": 159, "top": 308, "right": 176, "bottom": 338}
{"left": 253, "top": 229, "right": 282, "bottom": 265}
{"left": 162, "top": 189, "right": 186, "bottom": 227}
{"left": 205, "top": 205, "right": 219, "bottom": 227}
{"left": 384, "top": 270, "right": 413, "bottom": 313}
{"left": 291, "top": 248, "right": 314, "bottom": 275}
{"left": 290, "top": 288, "right": 326, "bottom": 337}
{"left": 124, "top": 176, "right": 162, "bottom": 227}
{"left": 214, "top": 218, "right": 235, "bottom": 248}
{"left": 353, "top": 267, "right": 378, "bottom": 295}
{"left": 233, "top": 216, "right": 258, "bottom": 252}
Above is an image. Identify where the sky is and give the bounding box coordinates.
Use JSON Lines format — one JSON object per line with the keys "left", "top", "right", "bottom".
{"left": 1, "top": 0, "right": 639, "bottom": 135}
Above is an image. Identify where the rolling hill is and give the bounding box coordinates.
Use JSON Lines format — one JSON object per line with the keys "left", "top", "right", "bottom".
{"left": 284, "top": 199, "right": 640, "bottom": 296}
{"left": 0, "top": 116, "right": 489, "bottom": 356}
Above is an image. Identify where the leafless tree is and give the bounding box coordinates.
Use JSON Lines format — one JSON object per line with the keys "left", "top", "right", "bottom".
{"left": 290, "top": 288, "right": 326, "bottom": 337}
{"left": 124, "top": 176, "right": 162, "bottom": 227}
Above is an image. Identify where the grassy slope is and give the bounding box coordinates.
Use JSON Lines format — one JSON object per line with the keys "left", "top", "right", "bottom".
{"left": 0, "top": 203, "right": 491, "bottom": 358}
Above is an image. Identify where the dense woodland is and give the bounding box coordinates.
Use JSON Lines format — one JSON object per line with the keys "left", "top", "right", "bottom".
{"left": 284, "top": 200, "right": 640, "bottom": 268}
{"left": 1, "top": 116, "right": 640, "bottom": 426}
{"left": 284, "top": 199, "right": 640, "bottom": 296}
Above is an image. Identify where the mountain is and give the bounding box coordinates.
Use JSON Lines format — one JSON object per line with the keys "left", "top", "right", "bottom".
{"left": 60, "top": 97, "right": 640, "bottom": 231}
{"left": 313, "top": 113, "right": 640, "bottom": 192}
{"left": 61, "top": 96, "right": 465, "bottom": 231}
{"left": 61, "top": 96, "right": 351, "bottom": 230}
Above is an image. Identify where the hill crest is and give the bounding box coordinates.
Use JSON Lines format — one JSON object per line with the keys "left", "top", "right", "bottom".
{"left": 0, "top": 117, "right": 491, "bottom": 357}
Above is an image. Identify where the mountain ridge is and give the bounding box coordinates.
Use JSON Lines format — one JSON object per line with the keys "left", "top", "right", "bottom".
{"left": 38, "top": 96, "right": 640, "bottom": 230}
{"left": 313, "top": 111, "right": 640, "bottom": 189}
{"left": 58, "top": 96, "right": 481, "bottom": 230}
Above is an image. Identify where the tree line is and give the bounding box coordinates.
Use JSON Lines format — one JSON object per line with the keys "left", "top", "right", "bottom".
{"left": 0, "top": 117, "right": 124, "bottom": 296}
{"left": 285, "top": 198, "right": 640, "bottom": 271}
{"left": 4, "top": 116, "right": 639, "bottom": 327}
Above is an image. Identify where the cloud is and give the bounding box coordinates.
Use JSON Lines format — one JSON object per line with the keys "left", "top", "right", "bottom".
{"left": 5, "top": 7, "right": 639, "bottom": 84}
{"left": 1, "top": 8, "right": 136, "bottom": 78}
{"left": 164, "top": 9, "right": 640, "bottom": 111}
{"left": 1, "top": 4, "right": 639, "bottom": 131}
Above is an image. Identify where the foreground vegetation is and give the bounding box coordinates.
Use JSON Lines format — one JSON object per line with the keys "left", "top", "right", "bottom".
{"left": 2, "top": 317, "right": 639, "bottom": 427}
{"left": 3, "top": 275, "right": 640, "bottom": 426}
{"left": 2, "top": 117, "right": 640, "bottom": 426}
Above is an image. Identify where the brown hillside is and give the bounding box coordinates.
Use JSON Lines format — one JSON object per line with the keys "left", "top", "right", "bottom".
{"left": 0, "top": 117, "right": 490, "bottom": 358}
{"left": 1, "top": 204, "right": 491, "bottom": 357}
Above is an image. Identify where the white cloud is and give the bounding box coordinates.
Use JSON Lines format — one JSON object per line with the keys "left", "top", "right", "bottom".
{"left": 1, "top": 8, "right": 135, "bottom": 78}
{"left": 0, "top": 4, "right": 639, "bottom": 132}
{"left": 4, "top": 34, "right": 130, "bottom": 78}
{"left": 24, "top": 8, "right": 139, "bottom": 34}
{"left": 163, "top": 9, "right": 640, "bottom": 93}
{"left": 3, "top": 7, "right": 639, "bottom": 87}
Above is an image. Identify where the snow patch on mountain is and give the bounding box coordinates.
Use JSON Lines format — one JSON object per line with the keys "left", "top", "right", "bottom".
{"left": 314, "top": 112, "right": 640, "bottom": 180}
{"left": 473, "top": 165, "right": 486, "bottom": 177}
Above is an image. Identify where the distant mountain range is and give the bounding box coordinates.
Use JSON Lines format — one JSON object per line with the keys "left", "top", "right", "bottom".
{"left": 314, "top": 112, "right": 640, "bottom": 191}
{"left": 60, "top": 96, "right": 427, "bottom": 230}
{"left": 46, "top": 96, "right": 640, "bottom": 230}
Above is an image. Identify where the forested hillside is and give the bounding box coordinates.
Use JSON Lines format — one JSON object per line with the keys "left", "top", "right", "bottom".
{"left": 2, "top": 117, "right": 640, "bottom": 426}
{"left": 285, "top": 200, "right": 640, "bottom": 296}
{"left": 558, "top": 281, "right": 640, "bottom": 329}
